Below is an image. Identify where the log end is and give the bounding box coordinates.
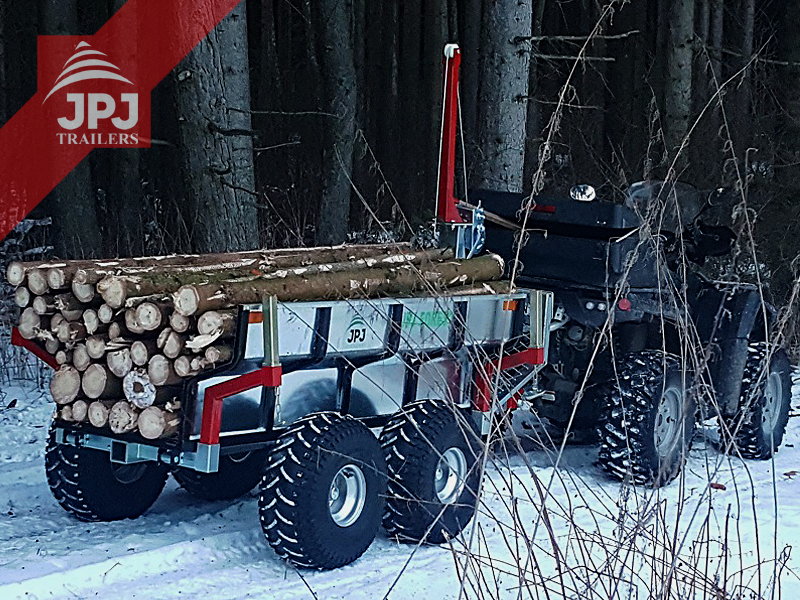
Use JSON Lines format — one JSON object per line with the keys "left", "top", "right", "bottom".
{"left": 174, "top": 285, "right": 200, "bottom": 317}
{"left": 6, "top": 261, "right": 25, "bottom": 287}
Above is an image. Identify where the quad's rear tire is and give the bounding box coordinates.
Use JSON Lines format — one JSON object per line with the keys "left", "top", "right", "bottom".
{"left": 380, "top": 399, "right": 481, "bottom": 544}
{"left": 597, "top": 352, "right": 696, "bottom": 487}
{"left": 173, "top": 449, "right": 268, "bottom": 501}
{"left": 258, "top": 412, "right": 386, "bottom": 569}
{"left": 723, "top": 343, "right": 792, "bottom": 459}
{"left": 45, "top": 426, "right": 168, "bottom": 521}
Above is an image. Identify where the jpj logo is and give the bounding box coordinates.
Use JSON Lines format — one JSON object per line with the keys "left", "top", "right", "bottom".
{"left": 39, "top": 38, "right": 150, "bottom": 148}
{"left": 345, "top": 317, "right": 368, "bottom": 345}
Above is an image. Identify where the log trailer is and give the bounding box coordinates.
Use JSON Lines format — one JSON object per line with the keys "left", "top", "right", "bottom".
{"left": 9, "top": 45, "right": 556, "bottom": 570}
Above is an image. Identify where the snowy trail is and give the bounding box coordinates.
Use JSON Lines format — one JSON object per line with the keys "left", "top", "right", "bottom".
{"left": 1, "top": 380, "right": 799, "bottom": 599}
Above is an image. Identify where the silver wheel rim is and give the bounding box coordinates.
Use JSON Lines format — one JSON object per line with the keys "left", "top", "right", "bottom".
{"left": 654, "top": 385, "right": 684, "bottom": 458}
{"left": 435, "top": 447, "right": 467, "bottom": 504}
{"left": 110, "top": 462, "right": 148, "bottom": 485}
{"left": 762, "top": 371, "right": 783, "bottom": 434}
{"left": 328, "top": 464, "right": 367, "bottom": 527}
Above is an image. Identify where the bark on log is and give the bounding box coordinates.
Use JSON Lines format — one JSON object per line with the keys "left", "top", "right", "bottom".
{"left": 123, "top": 370, "right": 158, "bottom": 408}
{"left": 107, "top": 348, "right": 133, "bottom": 378}
{"left": 138, "top": 406, "right": 180, "bottom": 439}
{"left": 14, "top": 286, "right": 31, "bottom": 308}
{"left": 148, "top": 355, "right": 181, "bottom": 386}
{"left": 108, "top": 401, "right": 139, "bottom": 434}
{"left": 88, "top": 400, "right": 116, "bottom": 428}
{"left": 82, "top": 364, "right": 123, "bottom": 399}
{"left": 13, "top": 244, "right": 409, "bottom": 286}
{"left": 174, "top": 254, "right": 504, "bottom": 315}
{"left": 72, "top": 343, "right": 91, "bottom": 371}
{"left": 54, "top": 292, "right": 85, "bottom": 312}
{"left": 95, "top": 246, "right": 441, "bottom": 309}
{"left": 197, "top": 310, "right": 237, "bottom": 336}
{"left": 60, "top": 308, "right": 83, "bottom": 322}
{"left": 51, "top": 366, "right": 81, "bottom": 404}
{"left": 131, "top": 339, "right": 160, "bottom": 367}
{"left": 71, "top": 399, "right": 88, "bottom": 422}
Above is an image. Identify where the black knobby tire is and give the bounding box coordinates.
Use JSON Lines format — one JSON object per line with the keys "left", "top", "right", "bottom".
{"left": 258, "top": 412, "right": 386, "bottom": 570}
{"left": 173, "top": 449, "right": 269, "bottom": 501}
{"left": 723, "top": 343, "right": 792, "bottom": 460}
{"left": 380, "top": 399, "right": 481, "bottom": 544}
{"left": 45, "top": 426, "right": 168, "bottom": 521}
{"left": 597, "top": 351, "right": 696, "bottom": 487}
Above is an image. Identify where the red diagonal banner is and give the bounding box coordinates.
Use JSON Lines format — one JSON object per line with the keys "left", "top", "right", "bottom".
{"left": 0, "top": 0, "right": 242, "bottom": 242}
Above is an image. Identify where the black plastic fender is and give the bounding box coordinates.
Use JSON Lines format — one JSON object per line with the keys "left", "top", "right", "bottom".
{"left": 692, "top": 283, "right": 770, "bottom": 416}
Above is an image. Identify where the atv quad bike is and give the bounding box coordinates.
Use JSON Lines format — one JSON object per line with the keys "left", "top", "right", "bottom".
{"left": 477, "top": 181, "right": 792, "bottom": 486}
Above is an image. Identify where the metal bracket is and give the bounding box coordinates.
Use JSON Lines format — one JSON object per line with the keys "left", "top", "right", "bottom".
{"left": 54, "top": 427, "right": 221, "bottom": 473}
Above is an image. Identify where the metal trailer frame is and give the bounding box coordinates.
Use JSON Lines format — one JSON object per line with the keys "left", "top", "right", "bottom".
{"left": 12, "top": 43, "right": 555, "bottom": 477}
{"left": 22, "top": 288, "right": 553, "bottom": 474}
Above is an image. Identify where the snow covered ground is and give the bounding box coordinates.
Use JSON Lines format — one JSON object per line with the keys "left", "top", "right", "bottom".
{"left": 1, "top": 375, "right": 798, "bottom": 600}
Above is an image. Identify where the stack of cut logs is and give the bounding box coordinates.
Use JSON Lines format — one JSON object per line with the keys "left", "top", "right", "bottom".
{"left": 7, "top": 244, "right": 505, "bottom": 440}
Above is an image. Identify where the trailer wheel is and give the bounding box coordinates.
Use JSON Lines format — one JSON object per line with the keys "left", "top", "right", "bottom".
{"left": 380, "top": 399, "right": 481, "bottom": 544}
{"left": 45, "top": 426, "right": 168, "bottom": 521}
{"left": 597, "top": 352, "right": 696, "bottom": 487}
{"left": 173, "top": 449, "right": 269, "bottom": 501}
{"left": 723, "top": 343, "right": 792, "bottom": 459}
{"left": 258, "top": 412, "right": 386, "bottom": 569}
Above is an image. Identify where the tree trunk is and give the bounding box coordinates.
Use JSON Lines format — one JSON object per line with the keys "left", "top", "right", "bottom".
{"left": 474, "top": 0, "right": 532, "bottom": 192}
{"left": 40, "top": 0, "right": 102, "bottom": 259}
{"left": 732, "top": 0, "right": 755, "bottom": 153}
{"left": 664, "top": 0, "right": 695, "bottom": 170}
{"left": 173, "top": 1, "right": 259, "bottom": 253}
{"left": 461, "top": 0, "right": 483, "bottom": 176}
{"left": 315, "top": 0, "right": 357, "bottom": 245}
{"left": 778, "top": 2, "right": 800, "bottom": 192}
{"left": 523, "top": 0, "right": 547, "bottom": 191}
